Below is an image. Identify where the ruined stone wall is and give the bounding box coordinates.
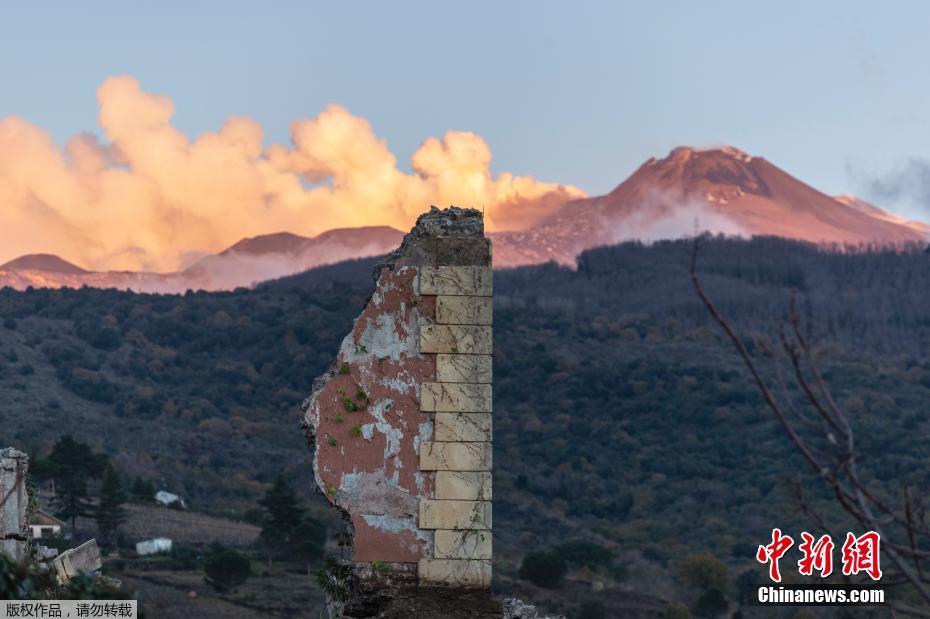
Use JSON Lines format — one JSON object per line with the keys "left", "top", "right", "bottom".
{"left": 0, "top": 448, "right": 29, "bottom": 561}
{"left": 303, "top": 206, "right": 492, "bottom": 589}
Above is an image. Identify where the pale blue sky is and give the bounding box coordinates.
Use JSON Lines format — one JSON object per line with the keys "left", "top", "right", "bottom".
{"left": 3, "top": 1, "right": 929, "bottom": 217}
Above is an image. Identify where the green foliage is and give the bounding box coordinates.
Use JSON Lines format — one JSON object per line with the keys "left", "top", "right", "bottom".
{"left": 169, "top": 544, "right": 202, "bottom": 570}
{"left": 694, "top": 587, "right": 728, "bottom": 617}
{"left": 339, "top": 362, "right": 350, "bottom": 375}
{"left": 315, "top": 557, "right": 352, "bottom": 603}
{"left": 519, "top": 551, "right": 567, "bottom": 589}
{"left": 258, "top": 475, "right": 305, "bottom": 558}
{"left": 291, "top": 517, "right": 327, "bottom": 566}
{"left": 5, "top": 240, "right": 930, "bottom": 602}
{"left": 553, "top": 540, "right": 613, "bottom": 568}
{"left": 33, "top": 435, "right": 107, "bottom": 530}
{"left": 577, "top": 601, "right": 607, "bottom": 619}
{"left": 95, "top": 464, "right": 128, "bottom": 547}
{"left": 665, "top": 602, "right": 693, "bottom": 619}
{"left": 678, "top": 554, "right": 727, "bottom": 593}
{"left": 203, "top": 547, "right": 251, "bottom": 592}
{"left": 130, "top": 477, "right": 156, "bottom": 503}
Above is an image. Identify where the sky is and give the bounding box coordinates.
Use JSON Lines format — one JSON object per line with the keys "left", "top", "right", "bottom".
{"left": 2, "top": 1, "right": 930, "bottom": 269}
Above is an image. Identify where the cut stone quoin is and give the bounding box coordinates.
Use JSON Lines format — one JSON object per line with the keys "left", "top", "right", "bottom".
{"left": 419, "top": 441, "right": 492, "bottom": 471}
{"left": 436, "top": 354, "right": 492, "bottom": 383}
{"left": 420, "top": 266, "right": 493, "bottom": 297}
{"left": 421, "top": 382, "right": 492, "bottom": 413}
{"left": 434, "top": 412, "right": 492, "bottom": 442}
{"left": 436, "top": 295, "right": 492, "bottom": 325}
{"left": 419, "top": 499, "right": 492, "bottom": 530}
{"left": 434, "top": 529, "right": 493, "bottom": 560}
{"left": 420, "top": 324, "right": 492, "bottom": 355}
{"left": 435, "top": 471, "right": 492, "bottom": 501}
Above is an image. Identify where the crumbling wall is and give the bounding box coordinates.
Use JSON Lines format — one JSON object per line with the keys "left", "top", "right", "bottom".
{"left": 0, "top": 448, "right": 29, "bottom": 560}
{"left": 303, "top": 206, "right": 492, "bottom": 589}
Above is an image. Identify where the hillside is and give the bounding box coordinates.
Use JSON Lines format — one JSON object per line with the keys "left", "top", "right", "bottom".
{"left": 2, "top": 238, "right": 930, "bottom": 613}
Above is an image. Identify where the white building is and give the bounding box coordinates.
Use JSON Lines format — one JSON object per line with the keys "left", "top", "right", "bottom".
{"left": 135, "top": 537, "right": 172, "bottom": 556}
{"left": 154, "top": 490, "right": 186, "bottom": 509}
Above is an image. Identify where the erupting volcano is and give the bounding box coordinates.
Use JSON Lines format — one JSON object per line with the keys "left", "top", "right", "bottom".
{"left": 2, "top": 146, "right": 927, "bottom": 292}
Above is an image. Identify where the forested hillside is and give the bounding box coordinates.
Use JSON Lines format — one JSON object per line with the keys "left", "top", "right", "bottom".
{"left": 1, "top": 236, "right": 929, "bottom": 612}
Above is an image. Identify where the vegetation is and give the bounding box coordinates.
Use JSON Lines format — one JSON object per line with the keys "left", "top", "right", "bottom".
{"left": 258, "top": 474, "right": 326, "bottom": 570}
{"left": 519, "top": 551, "right": 568, "bottom": 588}
{"left": 3, "top": 238, "right": 930, "bottom": 614}
{"left": 31, "top": 435, "right": 108, "bottom": 531}
{"left": 95, "top": 464, "right": 128, "bottom": 548}
{"left": 203, "top": 546, "right": 252, "bottom": 592}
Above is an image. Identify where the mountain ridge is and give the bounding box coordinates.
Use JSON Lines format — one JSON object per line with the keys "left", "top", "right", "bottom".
{"left": 2, "top": 146, "right": 927, "bottom": 291}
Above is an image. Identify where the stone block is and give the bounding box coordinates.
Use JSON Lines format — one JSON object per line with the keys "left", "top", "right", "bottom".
{"left": 435, "top": 471, "right": 492, "bottom": 501}
{"left": 434, "top": 530, "right": 492, "bottom": 560}
{"left": 418, "top": 558, "right": 492, "bottom": 588}
{"left": 436, "top": 354, "right": 492, "bottom": 383}
{"left": 419, "top": 499, "right": 492, "bottom": 530}
{"left": 435, "top": 237, "right": 491, "bottom": 267}
{"left": 435, "top": 413, "right": 492, "bottom": 442}
{"left": 421, "top": 383, "right": 492, "bottom": 412}
{"left": 420, "top": 325, "right": 492, "bottom": 355}
{"left": 420, "top": 266, "right": 492, "bottom": 297}
{"left": 51, "top": 539, "right": 102, "bottom": 583}
{"left": 436, "top": 296, "right": 493, "bottom": 325}
{"left": 419, "top": 442, "right": 491, "bottom": 471}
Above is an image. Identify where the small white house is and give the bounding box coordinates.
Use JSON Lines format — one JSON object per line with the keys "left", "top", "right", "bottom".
{"left": 135, "top": 537, "right": 172, "bottom": 556}
{"left": 154, "top": 490, "right": 186, "bottom": 509}
{"left": 29, "top": 510, "right": 64, "bottom": 539}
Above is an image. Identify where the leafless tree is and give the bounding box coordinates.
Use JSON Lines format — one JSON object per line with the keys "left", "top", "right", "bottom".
{"left": 690, "top": 238, "right": 930, "bottom": 617}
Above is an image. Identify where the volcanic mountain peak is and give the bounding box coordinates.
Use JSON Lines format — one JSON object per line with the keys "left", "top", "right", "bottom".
{"left": 665, "top": 145, "right": 754, "bottom": 162}
{"left": 0, "top": 253, "right": 88, "bottom": 274}
{"left": 220, "top": 232, "right": 310, "bottom": 256}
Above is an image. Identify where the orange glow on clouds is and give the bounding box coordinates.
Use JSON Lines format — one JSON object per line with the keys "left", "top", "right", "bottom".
{"left": 0, "top": 76, "right": 585, "bottom": 272}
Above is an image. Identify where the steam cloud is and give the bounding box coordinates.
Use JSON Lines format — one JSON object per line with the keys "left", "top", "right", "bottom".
{"left": 604, "top": 190, "right": 746, "bottom": 244}
{"left": 0, "top": 76, "right": 584, "bottom": 271}
{"left": 865, "top": 158, "right": 930, "bottom": 213}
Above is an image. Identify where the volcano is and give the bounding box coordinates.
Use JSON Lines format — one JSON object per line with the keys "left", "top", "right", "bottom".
{"left": 491, "top": 146, "right": 929, "bottom": 266}
{"left": 2, "top": 146, "right": 927, "bottom": 291}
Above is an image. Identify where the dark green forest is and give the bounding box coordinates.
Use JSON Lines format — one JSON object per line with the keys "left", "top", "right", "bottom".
{"left": 2, "top": 236, "right": 929, "bottom": 613}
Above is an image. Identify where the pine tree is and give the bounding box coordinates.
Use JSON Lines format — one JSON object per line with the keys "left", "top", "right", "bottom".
{"left": 95, "top": 465, "right": 128, "bottom": 547}
{"left": 38, "top": 436, "right": 107, "bottom": 532}
{"left": 130, "top": 476, "right": 155, "bottom": 502}
{"left": 292, "top": 517, "right": 327, "bottom": 574}
{"left": 258, "top": 475, "right": 305, "bottom": 563}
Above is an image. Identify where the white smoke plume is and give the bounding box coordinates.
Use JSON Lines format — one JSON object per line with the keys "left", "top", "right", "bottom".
{"left": 604, "top": 189, "right": 746, "bottom": 245}
{"left": 0, "top": 76, "right": 585, "bottom": 272}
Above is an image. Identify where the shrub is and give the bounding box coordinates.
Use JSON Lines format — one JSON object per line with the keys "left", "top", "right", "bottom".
{"left": 553, "top": 539, "right": 613, "bottom": 568}
{"left": 665, "top": 602, "right": 692, "bottom": 619}
{"left": 170, "top": 544, "right": 202, "bottom": 570}
{"left": 203, "top": 548, "right": 252, "bottom": 592}
{"left": 518, "top": 551, "right": 567, "bottom": 589}
{"left": 678, "top": 553, "right": 727, "bottom": 592}
{"left": 577, "top": 600, "right": 607, "bottom": 619}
